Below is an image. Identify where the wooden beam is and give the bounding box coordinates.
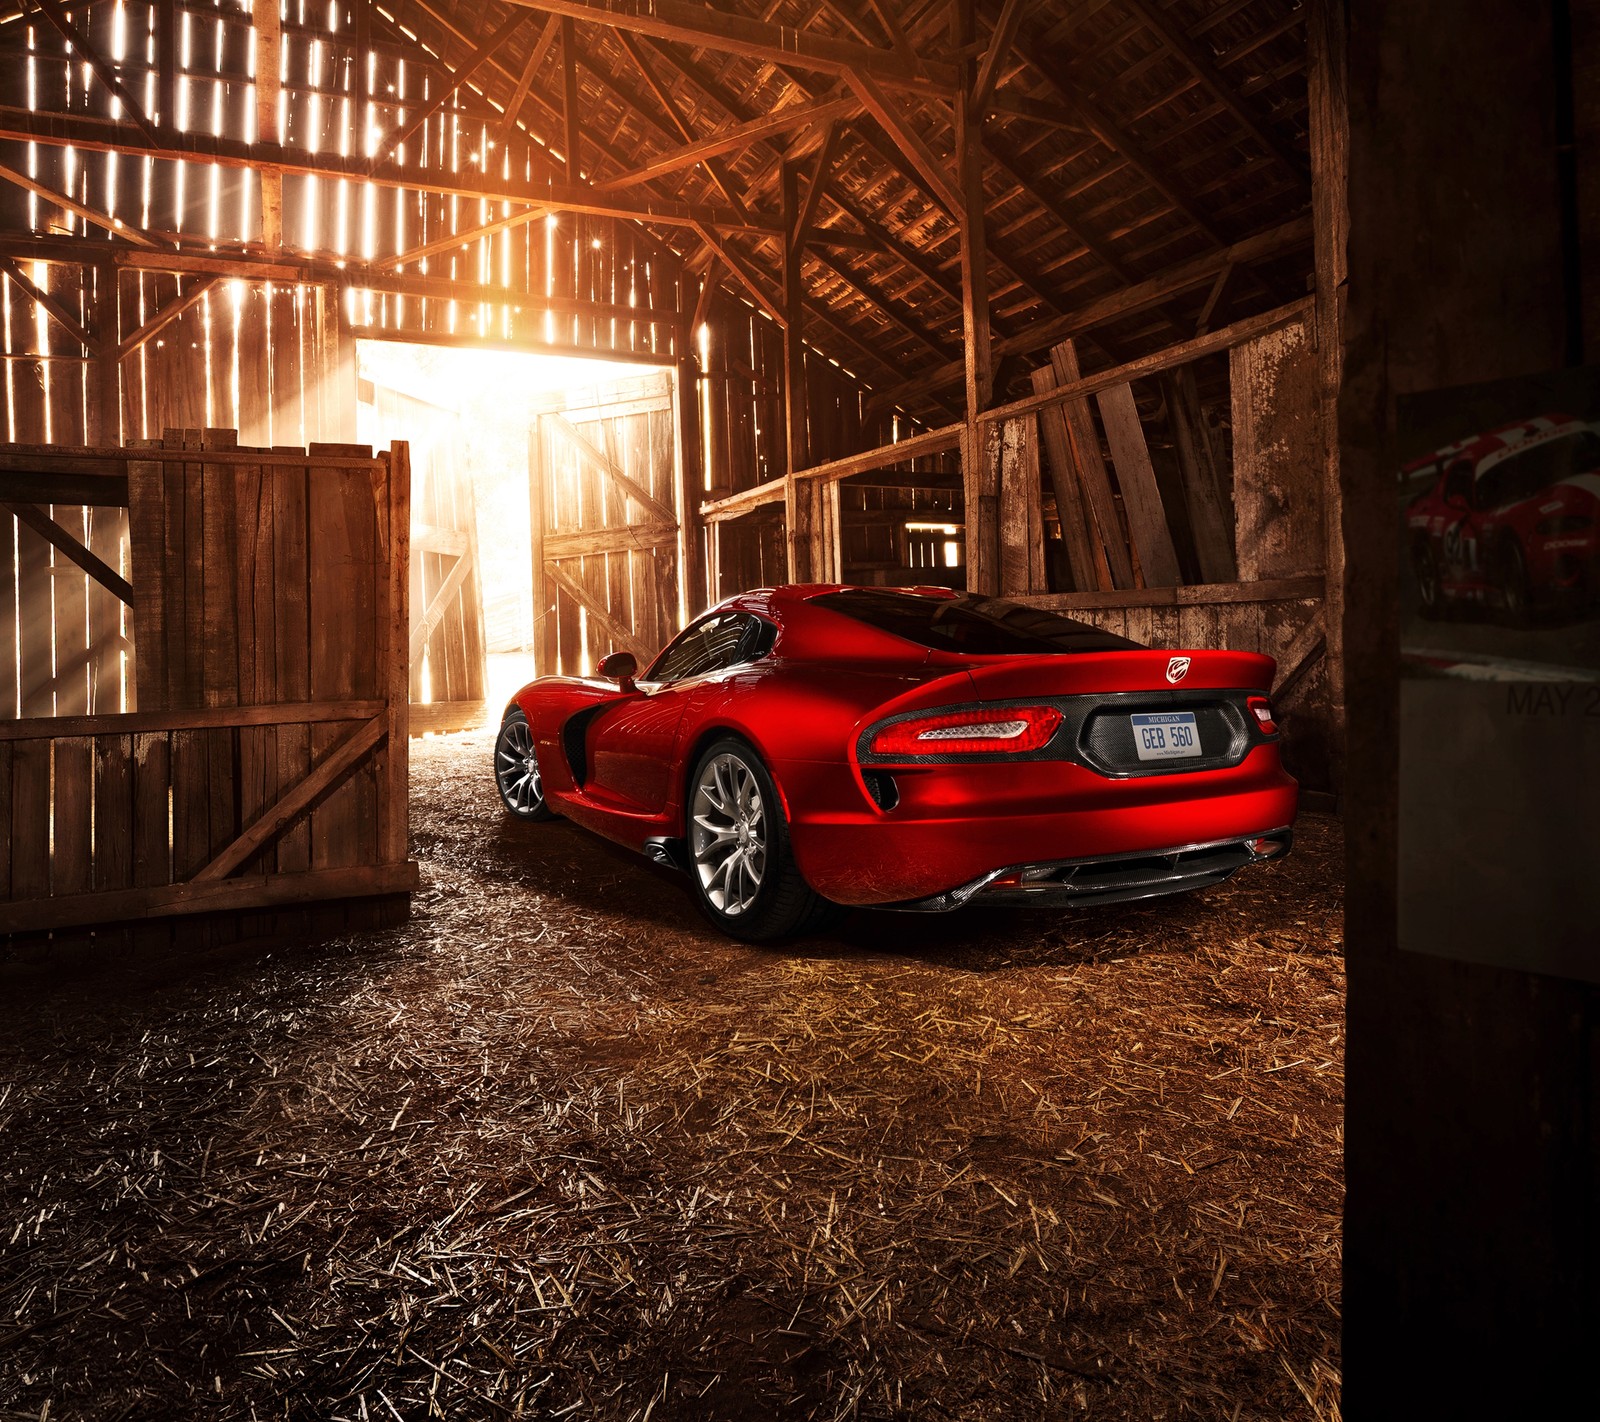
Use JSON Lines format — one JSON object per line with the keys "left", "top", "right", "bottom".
{"left": 31, "top": 0, "right": 162, "bottom": 148}
{"left": 376, "top": 207, "right": 546, "bottom": 273}
{"left": 545, "top": 562, "right": 649, "bottom": 658}
{"left": 971, "top": 0, "right": 1026, "bottom": 120}
{"left": 560, "top": 15, "right": 582, "bottom": 181}
{"left": 782, "top": 159, "right": 813, "bottom": 582}
{"left": 981, "top": 298, "right": 1314, "bottom": 429}
{"left": 0, "top": 861, "right": 419, "bottom": 936}
{"left": 496, "top": 0, "right": 957, "bottom": 90}
{"left": 409, "top": 550, "right": 476, "bottom": 661}
{"left": 5, "top": 501, "right": 133, "bottom": 604}
{"left": 846, "top": 69, "right": 963, "bottom": 218}
{"left": 600, "top": 97, "right": 857, "bottom": 191}
{"left": 1095, "top": 382, "right": 1181, "bottom": 588}
{"left": 543, "top": 521, "right": 678, "bottom": 560}
{"left": 116, "top": 275, "right": 219, "bottom": 360}
{"left": 1123, "top": 0, "right": 1308, "bottom": 184}
{"left": 791, "top": 120, "right": 843, "bottom": 255}
{"left": 497, "top": 13, "right": 562, "bottom": 146}
{"left": 194, "top": 714, "right": 386, "bottom": 882}
{"left": 254, "top": 0, "right": 282, "bottom": 244}
{"left": 1271, "top": 607, "right": 1327, "bottom": 702}
{"left": 546, "top": 412, "right": 678, "bottom": 525}
{"left": 369, "top": 9, "right": 529, "bottom": 171}
{"left": 0, "top": 158, "right": 159, "bottom": 247}
{"left": 875, "top": 217, "right": 1315, "bottom": 405}
{"left": 0, "top": 255, "right": 95, "bottom": 350}
{"left": 0, "top": 106, "right": 779, "bottom": 235}
{"left": 1016, "top": 576, "right": 1324, "bottom": 614}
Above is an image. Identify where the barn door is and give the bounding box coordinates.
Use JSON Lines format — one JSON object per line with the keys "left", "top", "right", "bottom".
{"left": 529, "top": 373, "right": 679, "bottom": 678}
{"left": 364, "top": 382, "right": 488, "bottom": 735}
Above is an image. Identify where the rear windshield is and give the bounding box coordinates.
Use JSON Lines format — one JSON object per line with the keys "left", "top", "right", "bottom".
{"left": 812, "top": 589, "right": 1141, "bottom": 655}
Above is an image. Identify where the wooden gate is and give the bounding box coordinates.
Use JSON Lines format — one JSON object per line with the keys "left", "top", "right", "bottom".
{"left": 0, "top": 431, "right": 415, "bottom": 944}
{"left": 529, "top": 374, "right": 680, "bottom": 676}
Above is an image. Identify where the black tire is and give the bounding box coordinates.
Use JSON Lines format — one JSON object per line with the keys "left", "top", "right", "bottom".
{"left": 1413, "top": 540, "right": 1444, "bottom": 620}
{"left": 494, "top": 709, "right": 555, "bottom": 821}
{"left": 1497, "top": 536, "right": 1534, "bottom": 624}
{"left": 686, "top": 738, "right": 836, "bottom": 943}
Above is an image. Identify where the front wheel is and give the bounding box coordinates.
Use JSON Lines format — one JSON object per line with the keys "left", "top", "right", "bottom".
{"left": 687, "top": 739, "right": 836, "bottom": 942}
{"left": 1413, "top": 540, "right": 1444, "bottom": 620}
{"left": 494, "top": 709, "right": 555, "bottom": 820}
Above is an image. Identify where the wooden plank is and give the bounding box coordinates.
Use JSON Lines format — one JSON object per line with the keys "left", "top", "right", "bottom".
{"left": 41, "top": 509, "right": 88, "bottom": 716}
{"left": 1031, "top": 366, "right": 1102, "bottom": 593}
{"left": 0, "top": 701, "right": 388, "bottom": 742}
{"left": 15, "top": 495, "right": 53, "bottom": 717}
{"left": 0, "top": 742, "right": 11, "bottom": 899}
{"left": 125, "top": 441, "right": 166, "bottom": 708}
{"left": 1095, "top": 383, "right": 1182, "bottom": 589}
{"left": 0, "top": 861, "right": 419, "bottom": 936}
{"left": 382, "top": 443, "right": 411, "bottom": 867}
{"left": 1015, "top": 576, "right": 1325, "bottom": 612}
{"left": 272, "top": 452, "right": 312, "bottom": 874}
{"left": 0, "top": 513, "right": 14, "bottom": 718}
{"left": 52, "top": 736, "right": 93, "bottom": 895}
{"left": 93, "top": 733, "right": 135, "bottom": 891}
{"left": 1049, "top": 340, "right": 1136, "bottom": 590}
{"left": 529, "top": 423, "right": 553, "bottom": 677}
{"left": 3, "top": 499, "right": 132, "bottom": 604}
{"left": 408, "top": 551, "right": 476, "bottom": 661}
{"left": 201, "top": 430, "right": 241, "bottom": 707}
{"left": 1163, "top": 366, "right": 1237, "bottom": 583}
{"left": 195, "top": 714, "right": 385, "bottom": 882}
{"left": 545, "top": 561, "right": 650, "bottom": 659}
{"left": 86, "top": 506, "right": 126, "bottom": 711}
{"left": 9, "top": 738, "right": 49, "bottom": 899}
{"left": 546, "top": 411, "right": 677, "bottom": 525}
{"left": 995, "top": 416, "right": 1045, "bottom": 595}
{"left": 409, "top": 700, "right": 486, "bottom": 737}
{"left": 1230, "top": 315, "right": 1322, "bottom": 581}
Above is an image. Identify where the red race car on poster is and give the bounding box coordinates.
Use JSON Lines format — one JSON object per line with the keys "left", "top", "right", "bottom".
{"left": 493, "top": 586, "right": 1298, "bottom": 941}
{"left": 1405, "top": 414, "right": 1600, "bottom": 618}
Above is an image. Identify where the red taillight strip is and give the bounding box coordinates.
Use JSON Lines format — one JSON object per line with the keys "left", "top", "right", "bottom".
{"left": 868, "top": 705, "right": 1063, "bottom": 758}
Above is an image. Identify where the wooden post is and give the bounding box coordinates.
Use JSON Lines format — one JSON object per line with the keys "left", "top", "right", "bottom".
{"left": 781, "top": 159, "right": 814, "bottom": 582}
{"left": 561, "top": 16, "right": 582, "bottom": 183}
{"left": 1308, "top": 0, "right": 1348, "bottom": 793}
{"left": 528, "top": 420, "right": 554, "bottom": 677}
{"left": 954, "top": 0, "right": 996, "bottom": 594}
{"left": 995, "top": 416, "right": 1045, "bottom": 594}
{"left": 382, "top": 441, "right": 411, "bottom": 865}
{"left": 674, "top": 352, "right": 704, "bottom": 618}
{"left": 88, "top": 261, "right": 120, "bottom": 446}
{"left": 254, "top": 0, "right": 283, "bottom": 248}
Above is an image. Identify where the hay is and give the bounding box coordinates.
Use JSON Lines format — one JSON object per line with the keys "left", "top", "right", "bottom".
{"left": 0, "top": 730, "right": 1342, "bottom": 1419}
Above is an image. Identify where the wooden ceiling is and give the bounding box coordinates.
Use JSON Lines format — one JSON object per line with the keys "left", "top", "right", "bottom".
{"left": 385, "top": 0, "right": 1314, "bottom": 413}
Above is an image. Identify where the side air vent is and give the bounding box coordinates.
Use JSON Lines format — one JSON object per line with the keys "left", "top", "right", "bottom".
{"left": 862, "top": 771, "right": 899, "bottom": 811}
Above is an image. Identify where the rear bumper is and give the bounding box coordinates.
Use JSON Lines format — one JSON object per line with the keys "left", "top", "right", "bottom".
{"left": 773, "top": 748, "right": 1299, "bottom": 906}
{"left": 881, "top": 828, "right": 1293, "bottom": 912}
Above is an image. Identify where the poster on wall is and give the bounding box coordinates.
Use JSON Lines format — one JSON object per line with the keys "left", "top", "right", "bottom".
{"left": 1397, "top": 367, "right": 1600, "bottom": 981}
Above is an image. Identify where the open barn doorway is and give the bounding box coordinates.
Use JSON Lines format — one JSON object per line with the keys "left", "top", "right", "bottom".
{"left": 355, "top": 342, "right": 680, "bottom": 733}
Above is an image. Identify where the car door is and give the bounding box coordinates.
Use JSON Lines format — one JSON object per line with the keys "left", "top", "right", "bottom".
{"left": 585, "top": 613, "right": 755, "bottom": 813}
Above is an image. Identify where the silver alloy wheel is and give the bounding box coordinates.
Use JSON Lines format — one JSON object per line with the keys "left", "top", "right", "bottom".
{"left": 691, "top": 752, "right": 767, "bottom": 916}
{"left": 495, "top": 717, "right": 544, "bottom": 815}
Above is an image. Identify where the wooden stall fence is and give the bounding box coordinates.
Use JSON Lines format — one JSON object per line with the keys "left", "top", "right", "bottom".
{"left": 0, "top": 432, "right": 415, "bottom": 944}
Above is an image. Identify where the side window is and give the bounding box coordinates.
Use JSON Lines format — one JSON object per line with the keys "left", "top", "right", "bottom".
{"left": 645, "top": 613, "right": 773, "bottom": 683}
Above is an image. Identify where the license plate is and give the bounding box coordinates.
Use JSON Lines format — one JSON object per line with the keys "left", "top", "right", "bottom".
{"left": 1131, "top": 711, "right": 1201, "bottom": 762}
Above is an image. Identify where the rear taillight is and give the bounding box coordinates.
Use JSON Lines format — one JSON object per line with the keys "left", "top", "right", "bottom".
{"left": 1247, "top": 696, "right": 1278, "bottom": 735}
{"left": 868, "top": 705, "right": 1063, "bottom": 758}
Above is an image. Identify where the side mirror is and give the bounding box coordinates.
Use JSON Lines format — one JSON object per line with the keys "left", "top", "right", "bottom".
{"left": 597, "top": 651, "right": 638, "bottom": 689}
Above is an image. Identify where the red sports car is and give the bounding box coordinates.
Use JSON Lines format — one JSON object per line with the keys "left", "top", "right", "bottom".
{"left": 1405, "top": 415, "right": 1600, "bottom": 618}
{"left": 494, "top": 586, "right": 1297, "bottom": 941}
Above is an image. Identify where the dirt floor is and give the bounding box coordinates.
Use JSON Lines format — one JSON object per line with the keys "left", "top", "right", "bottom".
{"left": 0, "top": 731, "right": 1344, "bottom": 1421}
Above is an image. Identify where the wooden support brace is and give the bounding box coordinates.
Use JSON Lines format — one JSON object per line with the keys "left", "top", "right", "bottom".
{"left": 0, "top": 256, "right": 96, "bottom": 350}
{"left": 409, "top": 550, "right": 475, "bottom": 661}
{"left": 545, "top": 561, "right": 649, "bottom": 658}
{"left": 194, "top": 714, "right": 386, "bottom": 882}
{"left": 1095, "top": 383, "right": 1182, "bottom": 588}
{"left": 546, "top": 412, "right": 678, "bottom": 524}
{"left": 5, "top": 501, "right": 134, "bottom": 604}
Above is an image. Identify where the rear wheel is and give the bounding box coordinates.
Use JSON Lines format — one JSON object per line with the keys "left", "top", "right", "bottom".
{"left": 688, "top": 739, "right": 836, "bottom": 942}
{"left": 494, "top": 709, "right": 555, "bottom": 820}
